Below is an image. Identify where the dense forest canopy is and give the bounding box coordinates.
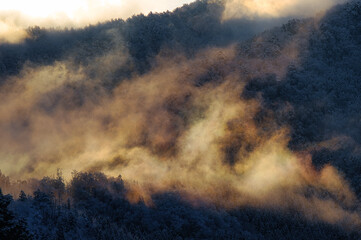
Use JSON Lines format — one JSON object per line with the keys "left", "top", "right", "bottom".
{"left": 0, "top": 0, "right": 361, "bottom": 239}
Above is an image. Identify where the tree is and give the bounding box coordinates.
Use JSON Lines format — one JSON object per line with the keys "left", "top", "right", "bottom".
{"left": 18, "top": 191, "right": 27, "bottom": 202}
{"left": 0, "top": 189, "right": 32, "bottom": 240}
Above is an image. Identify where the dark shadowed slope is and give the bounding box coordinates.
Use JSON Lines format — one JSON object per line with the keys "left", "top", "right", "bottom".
{"left": 3, "top": 172, "right": 358, "bottom": 240}
{"left": 241, "top": 0, "right": 361, "bottom": 197}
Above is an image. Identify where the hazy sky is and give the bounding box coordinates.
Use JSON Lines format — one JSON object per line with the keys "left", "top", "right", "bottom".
{"left": 0, "top": 0, "right": 346, "bottom": 28}
{"left": 0, "top": 0, "right": 194, "bottom": 43}
{"left": 0, "top": 0, "right": 194, "bottom": 21}
{"left": 223, "top": 0, "right": 346, "bottom": 20}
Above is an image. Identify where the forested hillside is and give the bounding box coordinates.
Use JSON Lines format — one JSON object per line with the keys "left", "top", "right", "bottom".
{"left": 0, "top": 0, "right": 361, "bottom": 239}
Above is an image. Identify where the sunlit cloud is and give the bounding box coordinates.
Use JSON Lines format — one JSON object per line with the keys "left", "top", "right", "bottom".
{"left": 0, "top": 0, "right": 194, "bottom": 43}
{"left": 223, "top": 0, "right": 347, "bottom": 20}
{"left": 0, "top": 0, "right": 194, "bottom": 21}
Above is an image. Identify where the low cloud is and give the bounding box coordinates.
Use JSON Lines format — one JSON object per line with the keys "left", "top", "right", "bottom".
{"left": 223, "top": 0, "right": 347, "bottom": 20}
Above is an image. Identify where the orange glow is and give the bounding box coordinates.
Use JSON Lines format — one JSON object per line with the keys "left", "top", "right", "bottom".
{"left": 223, "top": 0, "right": 345, "bottom": 20}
